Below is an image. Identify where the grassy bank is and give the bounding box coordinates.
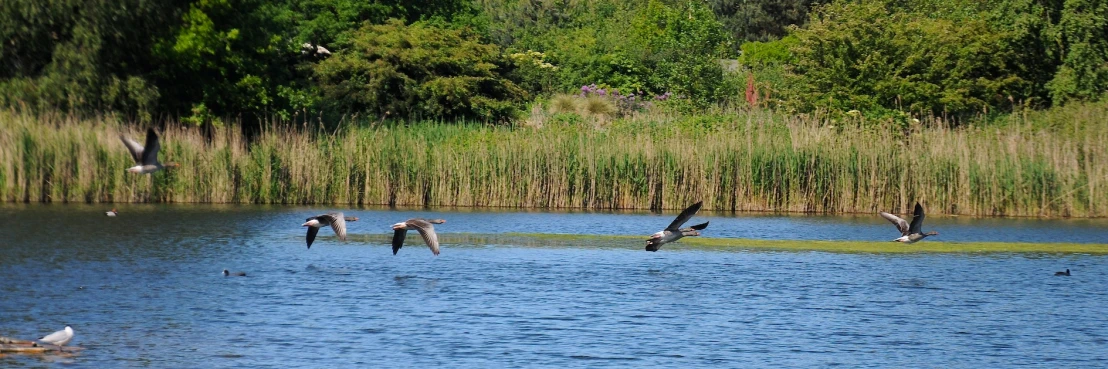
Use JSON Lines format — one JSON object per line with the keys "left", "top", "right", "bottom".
{"left": 1, "top": 106, "right": 1105, "bottom": 217}
{"left": 345, "top": 233, "right": 1108, "bottom": 254}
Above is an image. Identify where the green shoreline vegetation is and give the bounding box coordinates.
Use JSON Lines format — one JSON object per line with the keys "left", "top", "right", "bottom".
{"left": 2, "top": 103, "right": 1105, "bottom": 217}
{"left": 341, "top": 232, "right": 1108, "bottom": 254}
{"left": 3, "top": 0, "right": 1106, "bottom": 221}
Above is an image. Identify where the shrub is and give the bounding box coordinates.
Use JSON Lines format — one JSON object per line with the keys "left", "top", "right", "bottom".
{"left": 1044, "top": 0, "right": 1108, "bottom": 104}
{"left": 582, "top": 95, "right": 616, "bottom": 118}
{"left": 313, "top": 19, "right": 526, "bottom": 123}
{"left": 549, "top": 94, "right": 579, "bottom": 114}
{"left": 630, "top": 0, "right": 734, "bottom": 108}
{"left": 783, "top": 1, "right": 1030, "bottom": 120}
{"left": 481, "top": 0, "right": 733, "bottom": 107}
{"left": 739, "top": 35, "right": 798, "bottom": 67}
{"left": 708, "top": 0, "right": 816, "bottom": 46}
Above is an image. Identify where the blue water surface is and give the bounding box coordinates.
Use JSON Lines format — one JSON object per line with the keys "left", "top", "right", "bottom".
{"left": 1, "top": 204, "right": 1106, "bottom": 368}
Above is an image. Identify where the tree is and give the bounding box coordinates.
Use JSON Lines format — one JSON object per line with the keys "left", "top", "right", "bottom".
{"left": 1046, "top": 0, "right": 1108, "bottom": 104}
{"left": 784, "top": 1, "right": 1030, "bottom": 119}
{"left": 0, "top": 0, "right": 186, "bottom": 119}
{"left": 313, "top": 20, "right": 525, "bottom": 123}
{"left": 709, "top": 0, "right": 816, "bottom": 46}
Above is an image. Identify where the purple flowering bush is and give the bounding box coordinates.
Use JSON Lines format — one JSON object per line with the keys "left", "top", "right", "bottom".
{"left": 577, "top": 84, "right": 674, "bottom": 117}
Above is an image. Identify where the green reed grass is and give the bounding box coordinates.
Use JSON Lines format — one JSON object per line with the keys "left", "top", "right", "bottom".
{"left": 1, "top": 106, "right": 1105, "bottom": 217}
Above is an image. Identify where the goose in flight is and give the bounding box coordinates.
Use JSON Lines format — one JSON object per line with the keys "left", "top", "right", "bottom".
{"left": 391, "top": 218, "right": 446, "bottom": 255}
{"left": 302, "top": 213, "right": 356, "bottom": 248}
{"left": 120, "top": 128, "right": 179, "bottom": 174}
{"left": 646, "top": 201, "right": 709, "bottom": 252}
{"left": 879, "top": 202, "right": 939, "bottom": 243}
{"left": 38, "top": 326, "right": 74, "bottom": 347}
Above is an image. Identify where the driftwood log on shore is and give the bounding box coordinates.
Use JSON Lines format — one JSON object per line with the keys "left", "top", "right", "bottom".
{"left": 0, "top": 336, "right": 81, "bottom": 354}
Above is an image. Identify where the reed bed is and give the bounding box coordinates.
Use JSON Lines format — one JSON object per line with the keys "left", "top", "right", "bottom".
{"left": 1, "top": 107, "right": 1105, "bottom": 217}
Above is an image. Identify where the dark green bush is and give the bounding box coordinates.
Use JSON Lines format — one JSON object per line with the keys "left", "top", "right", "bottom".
{"left": 313, "top": 20, "right": 525, "bottom": 123}
{"left": 0, "top": 0, "right": 178, "bottom": 120}
{"left": 783, "top": 1, "right": 1029, "bottom": 120}
{"left": 1044, "top": 0, "right": 1108, "bottom": 104}
{"left": 739, "top": 35, "right": 797, "bottom": 67}
{"left": 631, "top": 0, "right": 735, "bottom": 108}
{"left": 708, "top": 0, "right": 816, "bottom": 46}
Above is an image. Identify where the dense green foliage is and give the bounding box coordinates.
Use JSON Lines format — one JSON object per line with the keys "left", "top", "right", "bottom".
{"left": 745, "top": 0, "right": 1108, "bottom": 119}
{"left": 785, "top": 1, "right": 1028, "bottom": 119}
{"left": 314, "top": 20, "right": 525, "bottom": 123}
{"left": 0, "top": 0, "right": 181, "bottom": 119}
{"left": 1047, "top": 0, "right": 1108, "bottom": 104}
{"left": 0, "top": 0, "right": 493, "bottom": 125}
{"left": 708, "top": 0, "right": 815, "bottom": 45}
{"left": 1, "top": 0, "right": 1106, "bottom": 125}
{"left": 483, "top": 0, "right": 734, "bottom": 107}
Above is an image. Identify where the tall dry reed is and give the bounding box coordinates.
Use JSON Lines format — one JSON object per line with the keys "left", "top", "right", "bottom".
{"left": 1, "top": 107, "right": 1104, "bottom": 217}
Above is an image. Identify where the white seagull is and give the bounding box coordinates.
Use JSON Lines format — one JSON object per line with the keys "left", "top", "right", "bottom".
{"left": 38, "top": 326, "right": 74, "bottom": 347}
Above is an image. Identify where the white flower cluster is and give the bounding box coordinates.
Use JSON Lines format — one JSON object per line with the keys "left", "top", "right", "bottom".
{"left": 510, "top": 50, "right": 557, "bottom": 70}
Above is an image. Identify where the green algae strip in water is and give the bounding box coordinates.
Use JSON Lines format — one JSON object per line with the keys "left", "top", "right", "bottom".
{"left": 680, "top": 237, "right": 1108, "bottom": 254}
{"left": 350, "top": 232, "right": 1108, "bottom": 254}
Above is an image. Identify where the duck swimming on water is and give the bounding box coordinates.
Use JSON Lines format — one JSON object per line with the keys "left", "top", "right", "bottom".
{"left": 223, "top": 269, "right": 247, "bottom": 277}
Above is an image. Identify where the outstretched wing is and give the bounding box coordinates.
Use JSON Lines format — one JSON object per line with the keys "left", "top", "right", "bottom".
{"left": 879, "top": 212, "right": 910, "bottom": 235}
{"left": 326, "top": 212, "right": 347, "bottom": 241}
{"left": 908, "top": 203, "right": 925, "bottom": 234}
{"left": 407, "top": 219, "right": 441, "bottom": 255}
{"left": 392, "top": 229, "right": 408, "bottom": 255}
{"left": 305, "top": 226, "right": 320, "bottom": 248}
{"left": 141, "top": 128, "right": 161, "bottom": 166}
{"left": 120, "top": 134, "right": 145, "bottom": 164}
{"left": 665, "top": 201, "right": 703, "bottom": 231}
{"left": 688, "top": 221, "right": 709, "bottom": 230}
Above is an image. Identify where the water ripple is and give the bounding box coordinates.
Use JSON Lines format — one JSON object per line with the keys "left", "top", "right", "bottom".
{"left": 1, "top": 206, "right": 1107, "bottom": 368}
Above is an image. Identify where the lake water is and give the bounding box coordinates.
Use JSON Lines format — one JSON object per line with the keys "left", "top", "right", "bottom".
{"left": 2, "top": 204, "right": 1107, "bottom": 368}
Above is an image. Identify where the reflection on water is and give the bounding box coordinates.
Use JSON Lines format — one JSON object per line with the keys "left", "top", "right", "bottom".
{"left": 1, "top": 204, "right": 1107, "bottom": 368}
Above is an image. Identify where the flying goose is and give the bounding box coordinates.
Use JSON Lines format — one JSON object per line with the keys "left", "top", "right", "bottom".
{"left": 302, "top": 213, "right": 354, "bottom": 248}
{"left": 391, "top": 218, "right": 446, "bottom": 255}
{"left": 646, "top": 201, "right": 709, "bottom": 252}
{"left": 1054, "top": 269, "right": 1071, "bottom": 276}
{"left": 105, "top": 208, "right": 118, "bottom": 217}
{"left": 223, "top": 269, "right": 247, "bottom": 277}
{"left": 38, "top": 326, "right": 74, "bottom": 347}
{"left": 120, "top": 128, "right": 179, "bottom": 174}
{"left": 879, "top": 202, "right": 939, "bottom": 243}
